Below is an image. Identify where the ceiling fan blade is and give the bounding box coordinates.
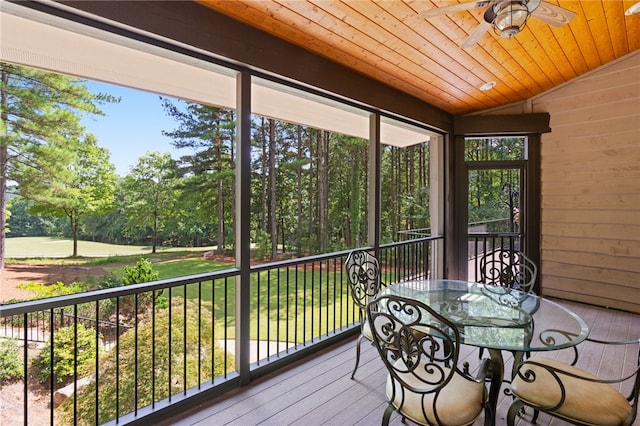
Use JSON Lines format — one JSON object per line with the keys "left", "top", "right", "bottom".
{"left": 418, "top": 1, "right": 490, "bottom": 20}
{"left": 460, "top": 20, "right": 492, "bottom": 49}
{"left": 531, "top": 1, "right": 576, "bottom": 27}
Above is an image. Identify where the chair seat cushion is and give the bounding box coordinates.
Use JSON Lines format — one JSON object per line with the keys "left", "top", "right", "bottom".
{"left": 511, "top": 357, "right": 631, "bottom": 426}
{"left": 386, "top": 359, "right": 486, "bottom": 426}
{"left": 362, "top": 319, "right": 373, "bottom": 341}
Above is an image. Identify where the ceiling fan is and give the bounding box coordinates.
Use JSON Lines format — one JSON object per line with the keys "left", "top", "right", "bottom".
{"left": 419, "top": 0, "right": 576, "bottom": 49}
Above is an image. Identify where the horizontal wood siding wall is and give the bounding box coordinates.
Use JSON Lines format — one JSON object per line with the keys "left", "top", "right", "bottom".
{"left": 477, "top": 51, "right": 640, "bottom": 314}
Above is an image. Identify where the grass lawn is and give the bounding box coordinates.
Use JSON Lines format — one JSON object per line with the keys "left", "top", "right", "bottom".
{"left": 103, "top": 257, "right": 232, "bottom": 281}
{"left": 5, "top": 236, "right": 216, "bottom": 259}
{"left": 5, "top": 237, "right": 357, "bottom": 344}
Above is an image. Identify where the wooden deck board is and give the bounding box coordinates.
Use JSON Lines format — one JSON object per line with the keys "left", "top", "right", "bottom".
{"left": 161, "top": 299, "right": 640, "bottom": 426}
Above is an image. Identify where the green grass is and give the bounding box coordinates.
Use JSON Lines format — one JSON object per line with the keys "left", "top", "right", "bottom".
{"left": 5, "top": 236, "right": 216, "bottom": 260}
{"left": 6, "top": 237, "right": 358, "bottom": 345}
{"left": 101, "top": 257, "right": 232, "bottom": 282}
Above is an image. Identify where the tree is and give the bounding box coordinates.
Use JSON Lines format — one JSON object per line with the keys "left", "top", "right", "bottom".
{"left": 18, "top": 134, "right": 118, "bottom": 256}
{"left": 161, "top": 98, "right": 235, "bottom": 254}
{"left": 6, "top": 196, "right": 67, "bottom": 237}
{"left": 121, "top": 152, "right": 180, "bottom": 253}
{"left": 0, "top": 63, "right": 118, "bottom": 266}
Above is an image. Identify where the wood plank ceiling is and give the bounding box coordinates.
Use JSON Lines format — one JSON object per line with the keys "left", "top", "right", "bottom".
{"left": 198, "top": 1, "right": 640, "bottom": 115}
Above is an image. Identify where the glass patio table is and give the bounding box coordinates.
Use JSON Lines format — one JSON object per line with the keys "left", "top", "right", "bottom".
{"left": 381, "top": 279, "right": 589, "bottom": 426}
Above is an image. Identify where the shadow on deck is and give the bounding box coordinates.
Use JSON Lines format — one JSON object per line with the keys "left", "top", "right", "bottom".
{"left": 161, "top": 298, "right": 640, "bottom": 426}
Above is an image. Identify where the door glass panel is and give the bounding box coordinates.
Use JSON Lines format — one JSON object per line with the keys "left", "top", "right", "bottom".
{"left": 467, "top": 167, "right": 522, "bottom": 281}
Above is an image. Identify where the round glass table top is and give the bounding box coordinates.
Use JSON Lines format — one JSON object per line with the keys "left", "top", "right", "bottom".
{"left": 381, "top": 279, "right": 589, "bottom": 352}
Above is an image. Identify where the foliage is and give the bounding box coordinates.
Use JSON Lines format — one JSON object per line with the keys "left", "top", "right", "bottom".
{"left": 252, "top": 228, "right": 272, "bottom": 260}
{"left": 35, "top": 323, "right": 99, "bottom": 385}
{"left": 7, "top": 196, "right": 68, "bottom": 237}
{"left": 465, "top": 137, "right": 524, "bottom": 161}
{"left": 0, "top": 338, "right": 23, "bottom": 383}
{"left": 4, "top": 66, "right": 436, "bottom": 259}
{"left": 0, "top": 62, "right": 119, "bottom": 266}
{"left": 122, "top": 258, "right": 159, "bottom": 285}
{"left": 161, "top": 98, "right": 236, "bottom": 254}
{"left": 97, "top": 272, "right": 121, "bottom": 290}
{"left": 18, "top": 133, "right": 118, "bottom": 257}
{"left": 120, "top": 152, "right": 180, "bottom": 253}
{"left": 3, "top": 66, "right": 522, "bottom": 263}
{"left": 16, "top": 281, "right": 86, "bottom": 300}
{"left": 55, "top": 299, "right": 234, "bottom": 425}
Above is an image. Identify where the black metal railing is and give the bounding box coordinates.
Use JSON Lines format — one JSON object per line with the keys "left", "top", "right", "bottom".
{"left": 0, "top": 236, "right": 440, "bottom": 426}
{"left": 467, "top": 232, "right": 522, "bottom": 282}
{"left": 0, "top": 310, "right": 130, "bottom": 348}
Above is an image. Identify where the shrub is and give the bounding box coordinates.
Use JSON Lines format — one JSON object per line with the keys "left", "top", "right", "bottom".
{"left": 17, "top": 281, "right": 86, "bottom": 300}
{"left": 122, "top": 258, "right": 159, "bottom": 285}
{"left": 252, "top": 229, "right": 272, "bottom": 260}
{"left": 97, "top": 272, "right": 121, "bottom": 290}
{"left": 35, "top": 323, "right": 99, "bottom": 385}
{"left": 56, "top": 299, "right": 233, "bottom": 425}
{"left": 0, "top": 338, "right": 23, "bottom": 383}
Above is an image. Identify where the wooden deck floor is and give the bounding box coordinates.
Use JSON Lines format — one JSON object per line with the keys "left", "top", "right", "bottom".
{"left": 162, "top": 299, "right": 640, "bottom": 426}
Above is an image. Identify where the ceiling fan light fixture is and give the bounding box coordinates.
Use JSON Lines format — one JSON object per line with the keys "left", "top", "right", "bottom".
{"left": 493, "top": 1, "right": 530, "bottom": 38}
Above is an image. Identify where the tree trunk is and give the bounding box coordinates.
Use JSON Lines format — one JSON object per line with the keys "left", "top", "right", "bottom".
{"left": 268, "top": 119, "right": 277, "bottom": 259}
{"left": 317, "top": 131, "right": 328, "bottom": 253}
{"left": 70, "top": 215, "right": 78, "bottom": 257}
{"left": 348, "top": 152, "right": 360, "bottom": 247}
{"left": 230, "top": 114, "right": 236, "bottom": 254}
{"left": 307, "top": 132, "right": 315, "bottom": 244}
{"left": 390, "top": 148, "right": 397, "bottom": 237}
{"left": 296, "top": 126, "right": 303, "bottom": 255}
{"left": 0, "top": 68, "right": 8, "bottom": 269}
{"left": 152, "top": 210, "right": 158, "bottom": 254}
{"left": 261, "top": 117, "right": 268, "bottom": 231}
{"left": 408, "top": 146, "right": 415, "bottom": 230}
{"left": 216, "top": 132, "right": 224, "bottom": 254}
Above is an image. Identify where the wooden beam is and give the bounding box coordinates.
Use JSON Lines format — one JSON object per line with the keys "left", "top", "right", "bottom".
{"left": 453, "top": 113, "right": 551, "bottom": 135}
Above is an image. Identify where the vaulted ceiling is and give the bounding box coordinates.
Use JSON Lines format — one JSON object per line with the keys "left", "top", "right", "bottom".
{"left": 199, "top": 1, "right": 640, "bottom": 115}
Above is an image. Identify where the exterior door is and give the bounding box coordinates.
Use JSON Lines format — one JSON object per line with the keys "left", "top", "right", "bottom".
{"left": 448, "top": 135, "right": 541, "bottom": 293}
{"left": 466, "top": 165, "right": 524, "bottom": 282}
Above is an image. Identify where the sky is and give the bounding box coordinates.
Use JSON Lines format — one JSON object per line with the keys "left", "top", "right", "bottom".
{"left": 81, "top": 81, "right": 186, "bottom": 176}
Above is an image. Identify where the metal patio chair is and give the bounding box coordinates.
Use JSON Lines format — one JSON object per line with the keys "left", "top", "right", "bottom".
{"left": 478, "top": 248, "right": 538, "bottom": 294}
{"left": 508, "top": 337, "right": 640, "bottom": 426}
{"left": 477, "top": 248, "right": 538, "bottom": 359}
{"left": 345, "top": 249, "right": 383, "bottom": 379}
{"left": 367, "top": 294, "right": 490, "bottom": 426}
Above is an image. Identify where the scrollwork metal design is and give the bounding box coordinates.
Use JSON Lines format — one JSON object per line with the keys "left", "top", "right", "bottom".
{"left": 370, "top": 295, "right": 462, "bottom": 391}
{"left": 479, "top": 249, "right": 537, "bottom": 294}
{"left": 345, "top": 250, "right": 381, "bottom": 310}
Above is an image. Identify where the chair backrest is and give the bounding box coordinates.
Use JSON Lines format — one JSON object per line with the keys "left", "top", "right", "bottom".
{"left": 479, "top": 248, "right": 537, "bottom": 293}
{"left": 345, "top": 250, "right": 382, "bottom": 311}
{"left": 366, "top": 294, "right": 460, "bottom": 399}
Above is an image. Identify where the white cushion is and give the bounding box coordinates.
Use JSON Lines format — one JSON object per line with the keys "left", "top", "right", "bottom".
{"left": 386, "top": 358, "right": 486, "bottom": 426}
{"left": 362, "top": 319, "right": 373, "bottom": 341}
{"left": 511, "top": 358, "right": 632, "bottom": 426}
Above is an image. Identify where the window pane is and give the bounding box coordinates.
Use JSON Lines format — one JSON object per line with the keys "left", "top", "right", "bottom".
{"left": 468, "top": 168, "right": 521, "bottom": 234}
{"left": 465, "top": 136, "right": 526, "bottom": 161}
{"left": 250, "top": 79, "right": 371, "bottom": 260}
{"left": 380, "top": 118, "right": 432, "bottom": 243}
